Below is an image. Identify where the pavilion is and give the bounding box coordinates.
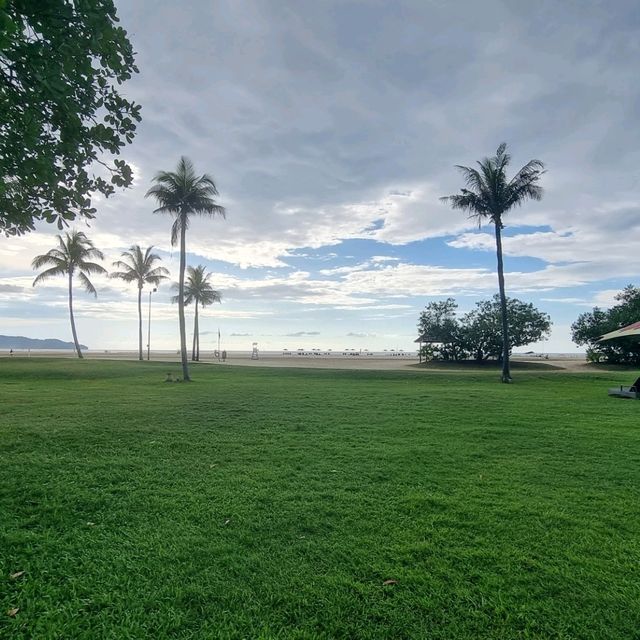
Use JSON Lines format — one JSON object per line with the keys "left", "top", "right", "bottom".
{"left": 414, "top": 332, "right": 443, "bottom": 364}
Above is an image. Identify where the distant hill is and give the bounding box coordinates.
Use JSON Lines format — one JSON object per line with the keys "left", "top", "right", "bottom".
{"left": 0, "top": 335, "right": 87, "bottom": 350}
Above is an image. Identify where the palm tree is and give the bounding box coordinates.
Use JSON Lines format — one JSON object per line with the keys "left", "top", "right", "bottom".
{"left": 441, "top": 143, "right": 545, "bottom": 382}
{"left": 32, "top": 231, "right": 106, "bottom": 359}
{"left": 145, "top": 157, "right": 225, "bottom": 381}
{"left": 172, "top": 265, "right": 222, "bottom": 361}
{"left": 111, "top": 245, "right": 169, "bottom": 361}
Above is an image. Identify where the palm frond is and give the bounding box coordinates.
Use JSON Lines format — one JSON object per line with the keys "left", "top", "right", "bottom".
{"left": 180, "top": 264, "right": 223, "bottom": 308}
{"left": 78, "top": 261, "right": 108, "bottom": 276}
{"left": 147, "top": 158, "right": 226, "bottom": 249}
{"left": 494, "top": 143, "right": 511, "bottom": 174}
{"left": 110, "top": 269, "right": 139, "bottom": 282}
{"left": 33, "top": 265, "right": 67, "bottom": 286}
{"left": 169, "top": 212, "right": 182, "bottom": 247}
{"left": 147, "top": 171, "right": 182, "bottom": 193}
{"left": 146, "top": 266, "right": 170, "bottom": 277}
{"left": 110, "top": 245, "right": 168, "bottom": 287}
{"left": 83, "top": 247, "right": 105, "bottom": 261}
{"left": 440, "top": 191, "right": 489, "bottom": 219}
{"left": 455, "top": 165, "right": 486, "bottom": 193}
{"left": 195, "top": 173, "right": 220, "bottom": 196}
{"left": 170, "top": 281, "right": 194, "bottom": 306}
{"left": 192, "top": 201, "right": 226, "bottom": 217}
{"left": 78, "top": 272, "right": 98, "bottom": 297}
{"left": 505, "top": 159, "right": 546, "bottom": 209}
{"left": 146, "top": 185, "right": 182, "bottom": 214}
{"left": 442, "top": 143, "right": 544, "bottom": 224}
{"left": 200, "top": 289, "right": 222, "bottom": 307}
{"left": 31, "top": 252, "right": 65, "bottom": 270}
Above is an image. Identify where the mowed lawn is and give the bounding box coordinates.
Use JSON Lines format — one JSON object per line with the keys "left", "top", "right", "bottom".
{"left": 1, "top": 359, "right": 639, "bottom": 639}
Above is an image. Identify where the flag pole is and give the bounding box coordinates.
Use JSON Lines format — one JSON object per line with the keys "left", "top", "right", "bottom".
{"left": 217, "top": 328, "right": 221, "bottom": 361}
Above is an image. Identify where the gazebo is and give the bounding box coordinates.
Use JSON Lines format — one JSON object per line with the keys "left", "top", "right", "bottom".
{"left": 598, "top": 320, "right": 640, "bottom": 342}
{"left": 414, "top": 332, "right": 443, "bottom": 363}
{"left": 598, "top": 320, "right": 640, "bottom": 399}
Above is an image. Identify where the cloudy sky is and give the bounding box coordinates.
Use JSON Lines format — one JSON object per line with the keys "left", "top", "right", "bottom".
{"left": 2, "top": 0, "right": 639, "bottom": 353}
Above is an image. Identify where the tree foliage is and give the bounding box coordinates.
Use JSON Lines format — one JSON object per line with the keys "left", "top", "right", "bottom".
{"left": 146, "top": 157, "right": 225, "bottom": 380}
{"left": 571, "top": 285, "right": 640, "bottom": 364}
{"left": 0, "top": 0, "right": 141, "bottom": 236}
{"left": 111, "top": 245, "right": 168, "bottom": 361}
{"left": 31, "top": 230, "right": 106, "bottom": 358}
{"left": 417, "top": 296, "right": 551, "bottom": 362}
{"left": 417, "top": 298, "right": 465, "bottom": 361}
{"left": 172, "top": 265, "right": 222, "bottom": 362}
{"left": 441, "top": 143, "right": 545, "bottom": 381}
{"left": 462, "top": 296, "right": 552, "bottom": 361}
{"left": 111, "top": 245, "right": 169, "bottom": 290}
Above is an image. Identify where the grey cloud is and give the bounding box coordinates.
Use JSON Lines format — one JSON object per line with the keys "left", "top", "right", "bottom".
{"left": 79, "top": 0, "right": 638, "bottom": 274}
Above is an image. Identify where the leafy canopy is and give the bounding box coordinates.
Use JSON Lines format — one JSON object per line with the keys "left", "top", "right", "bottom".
{"left": 32, "top": 230, "right": 106, "bottom": 296}
{"left": 172, "top": 265, "right": 222, "bottom": 307}
{"left": 441, "top": 143, "right": 545, "bottom": 226}
{"left": 462, "top": 296, "right": 552, "bottom": 361}
{"left": 145, "top": 157, "right": 226, "bottom": 245}
{"left": 417, "top": 298, "right": 466, "bottom": 361}
{"left": 571, "top": 285, "right": 640, "bottom": 364}
{"left": 0, "top": 0, "right": 141, "bottom": 236}
{"left": 418, "top": 296, "right": 551, "bottom": 362}
{"left": 111, "top": 245, "right": 169, "bottom": 289}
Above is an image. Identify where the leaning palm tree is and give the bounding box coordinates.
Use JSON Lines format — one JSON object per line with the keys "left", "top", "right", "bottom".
{"left": 172, "top": 265, "right": 222, "bottom": 361}
{"left": 111, "top": 245, "right": 169, "bottom": 361}
{"left": 145, "top": 157, "right": 225, "bottom": 381}
{"left": 441, "top": 143, "right": 545, "bottom": 382}
{"left": 32, "top": 231, "right": 106, "bottom": 359}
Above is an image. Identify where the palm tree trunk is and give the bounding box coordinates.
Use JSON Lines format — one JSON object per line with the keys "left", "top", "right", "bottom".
{"left": 68, "top": 271, "right": 83, "bottom": 359}
{"left": 494, "top": 222, "right": 511, "bottom": 382}
{"left": 192, "top": 300, "right": 198, "bottom": 362}
{"left": 178, "top": 216, "right": 191, "bottom": 381}
{"left": 137, "top": 287, "right": 143, "bottom": 361}
{"left": 196, "top": 312, "right": 200, "bottom": 362}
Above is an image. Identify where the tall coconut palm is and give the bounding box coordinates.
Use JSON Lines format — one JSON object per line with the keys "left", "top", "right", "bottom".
{"left": 145, "top": 157, "right": 225, "bottom": 381}
{"left": 111, "top": 245, "right": 169, "bottom": 360}
{"left": 32, "top": 230, "right": 106, "bottom": 359}
{"left": 172, "top": 265, "right": 222, "bottom": 361}
{"left": 441, "top": 143, "right": 545, "bottom": 382}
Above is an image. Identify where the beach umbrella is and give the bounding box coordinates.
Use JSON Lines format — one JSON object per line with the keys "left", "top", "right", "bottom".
{"left": 598, "top": 320, "right": 640, "bottom": 342}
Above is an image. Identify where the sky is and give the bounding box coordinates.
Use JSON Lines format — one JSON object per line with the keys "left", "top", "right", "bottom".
{"left": 1, "top": 0, "right": 639, "bottom": 354}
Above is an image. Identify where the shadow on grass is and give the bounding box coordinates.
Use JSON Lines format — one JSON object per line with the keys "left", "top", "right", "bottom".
{"left": 410, "top": 359, "right": 564, "bottom": 371}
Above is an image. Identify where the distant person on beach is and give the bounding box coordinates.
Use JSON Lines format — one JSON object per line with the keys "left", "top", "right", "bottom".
{"left": 221, "top": 350, "right": 227, "bottom": 362}
{"left": 9, "top": 349, "right": 13, "bottom": 356}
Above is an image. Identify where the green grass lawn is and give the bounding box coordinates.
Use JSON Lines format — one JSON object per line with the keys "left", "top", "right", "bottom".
{"left": 1, "top": 359, "right": 639, "bottom": 639}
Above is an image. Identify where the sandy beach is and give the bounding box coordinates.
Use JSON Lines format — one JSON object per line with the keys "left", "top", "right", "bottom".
{"left": 1, "top": 350, "right": 591, "bottom": 372}
{"left": 212, "top": 355, "right": 590, "bottom": 372}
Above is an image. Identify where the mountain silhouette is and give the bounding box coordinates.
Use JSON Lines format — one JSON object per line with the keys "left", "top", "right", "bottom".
{"left": 0, "top": 335, "right": 88, "bottom": 350}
